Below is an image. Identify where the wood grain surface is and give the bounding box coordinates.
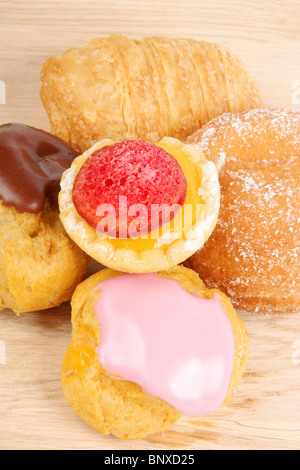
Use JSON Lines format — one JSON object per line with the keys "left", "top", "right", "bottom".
{"left": 0, "top": 0, "right": 300, "bottom": 450}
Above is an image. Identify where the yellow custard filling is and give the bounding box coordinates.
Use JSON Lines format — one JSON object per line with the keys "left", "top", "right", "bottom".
{"left": 108, "top": 141, "right": 203, "bottom": 252}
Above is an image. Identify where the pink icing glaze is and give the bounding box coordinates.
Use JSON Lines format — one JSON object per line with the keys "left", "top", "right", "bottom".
{"left": 94, "top": 273, "right": 235, "bottom": 416}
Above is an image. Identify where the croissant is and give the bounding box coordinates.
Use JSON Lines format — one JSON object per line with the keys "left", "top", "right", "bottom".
{"left": 40, "top": 35, "right": 262, "bottom": 152}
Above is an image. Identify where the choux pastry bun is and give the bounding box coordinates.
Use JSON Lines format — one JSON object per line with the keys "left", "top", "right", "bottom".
{"left": 40, "top": 35, "right": 262, "bottom": 153}
{"left": 58, "top": 137, "right": 220, "bottom": 273}
{"left": 0, "top": 123, "right": 88, "bottom": 314}
{"left": 61, "top": 265, "right": 249, "bottom": 439}
{"left": 185, "top": 108, "right": 300, "bottom": 314}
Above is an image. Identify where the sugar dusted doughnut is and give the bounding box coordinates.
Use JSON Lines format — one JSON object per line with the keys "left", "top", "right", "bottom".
{"left": 59, "top": 137, "right": 220, "bottom": 273}
{"left": 61, "top": 265, "right": 249, "bottom": 439}
{"left": 185, "top": 108, "right": 300, "bottom": 314}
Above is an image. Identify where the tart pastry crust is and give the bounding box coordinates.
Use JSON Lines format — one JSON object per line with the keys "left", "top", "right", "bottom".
{"left": 58, "top": 137, "right": 220, "bottom": 273}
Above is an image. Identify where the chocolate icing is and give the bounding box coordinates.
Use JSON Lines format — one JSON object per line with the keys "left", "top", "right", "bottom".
{"left": 0, "top": 123, "right": 79, "bottom": 213}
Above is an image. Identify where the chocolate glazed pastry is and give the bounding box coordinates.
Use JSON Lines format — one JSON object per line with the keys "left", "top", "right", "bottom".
{"left": 0, "top": 123, "right": 88, "bottom": 314}
{"left": 0, "top": 123, "right": 79, "bottom": 213}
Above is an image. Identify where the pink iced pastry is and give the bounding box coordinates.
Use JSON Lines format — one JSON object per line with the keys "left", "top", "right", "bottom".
{"left": 94, "top": 272, "right": 235, "bottom": 416}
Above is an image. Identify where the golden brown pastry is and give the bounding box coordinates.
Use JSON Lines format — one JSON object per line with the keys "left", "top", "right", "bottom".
{"left": 58, "top": 137, "right": 220, "bottom": 273}
{"left": 185, "top": 108, "right": 300, "bottom": 314}
{"left": 40, "top": 35, "right": 262, "bottom": 153}
{"left": 0, "top": 202, "right": 89, "bottom": 314}
{"left": 0, "top": 123, "right": 88, "bottom": 314}
{"left": 61, "top": 265, "right": 249, "bottom": 439}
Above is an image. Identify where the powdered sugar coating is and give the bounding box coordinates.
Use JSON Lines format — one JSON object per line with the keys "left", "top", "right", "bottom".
{"left": 186, "top": 108, "right": 300, "bottom": 314}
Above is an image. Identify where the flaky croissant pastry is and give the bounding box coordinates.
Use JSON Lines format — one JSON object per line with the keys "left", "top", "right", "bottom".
{"left": 40, "top": 35, "right": 262, "bottom": 152}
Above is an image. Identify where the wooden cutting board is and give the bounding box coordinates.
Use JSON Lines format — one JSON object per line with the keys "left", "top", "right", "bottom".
{"left": 0, "top": 0, "right": 299, "bottom": 450}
